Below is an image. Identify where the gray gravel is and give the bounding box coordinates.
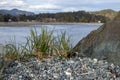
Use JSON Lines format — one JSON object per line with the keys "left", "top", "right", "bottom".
{"left": 1, "top": 57, "right": 120, "bottom": 80}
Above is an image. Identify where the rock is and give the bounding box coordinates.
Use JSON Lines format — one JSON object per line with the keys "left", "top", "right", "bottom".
{"left": 53, "top": 73, "right": 59, "bottom": 78}
{"left": 67, "top": 60, "right": 74, "bottom": 64}
{"left": 93, "top": 58, "right": 98, "bottom": 63}
{"left": 73, "top": 12, "right": 120, "bottom": 65}
{"left": 87, "top": 72, "right": 96, "bottom": 79}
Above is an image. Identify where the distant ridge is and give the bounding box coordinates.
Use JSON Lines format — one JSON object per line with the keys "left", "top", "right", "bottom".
{"left": 0, "top": 9, "right": 118, "bottom": 19}
{"left": 90, "top": 9, "right": 118, "bottom": 20}
{"left": 0, "top": 9, "right": 118, "bottom": 22}
{"left": 0, "top": 9, "right": 34, "bottom": 16}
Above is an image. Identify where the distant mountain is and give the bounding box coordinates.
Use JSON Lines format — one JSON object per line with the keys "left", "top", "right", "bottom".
{"left": 0, "top": 9, "right": 34, "bottom": 16}
{"left": 90, "top": 9, "right": 118, "bottom": 20}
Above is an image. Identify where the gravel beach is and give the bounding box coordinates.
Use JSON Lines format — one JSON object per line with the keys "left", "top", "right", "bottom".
{"left": 1, "top": 57, "right": 120, "bottom": 80}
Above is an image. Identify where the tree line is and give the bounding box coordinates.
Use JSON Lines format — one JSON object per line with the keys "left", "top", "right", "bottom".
{"left": 0, "top": 11, "right": 109, "bottom": 23}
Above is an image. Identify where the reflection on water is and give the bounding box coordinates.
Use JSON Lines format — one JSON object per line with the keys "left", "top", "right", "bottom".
{"left": 0, "top": 24, "right": 101, "bottom": 46}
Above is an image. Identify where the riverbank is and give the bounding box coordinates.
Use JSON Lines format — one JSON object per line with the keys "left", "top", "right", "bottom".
{"left": 0, "top": 22, "right": 103, "bottom": 27}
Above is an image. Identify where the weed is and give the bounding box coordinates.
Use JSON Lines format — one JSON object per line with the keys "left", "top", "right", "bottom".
{"left": 2, "top": 27, "right": 73, "bottom": 60}
{"left": 3, "top": 42, "right": 33, "bottom": 61}
{"left": 27, "top": 27, "right": 55, "bottom": 58}
{"left": 54, "top": 31, "right": 73, "bottom": 58}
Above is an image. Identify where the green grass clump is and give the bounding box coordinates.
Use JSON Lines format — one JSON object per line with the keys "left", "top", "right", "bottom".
{"left": 27, "top": 27, "right": 55, "bottom": 58}
{"left": 3, "top": 42, "right": 33, "bottom": 61}
{"left": 55, "top": 32, "right": 73, "bottom": 58}
{"left": 1, "top": 27, "right": 73, "bottom": 60}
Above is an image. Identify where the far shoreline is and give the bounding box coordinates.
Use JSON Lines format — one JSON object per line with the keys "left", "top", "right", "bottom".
{"left": 0, "top": 22, "right": 103, "bottom": 27}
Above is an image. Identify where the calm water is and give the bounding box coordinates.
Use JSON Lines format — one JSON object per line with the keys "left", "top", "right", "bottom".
{"left": 0, "top": 23, "right": 101, "bottom": 46}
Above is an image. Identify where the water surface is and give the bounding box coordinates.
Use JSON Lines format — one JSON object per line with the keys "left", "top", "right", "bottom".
{"left": 0, "top": 23, "right": 101, "bottom": 46}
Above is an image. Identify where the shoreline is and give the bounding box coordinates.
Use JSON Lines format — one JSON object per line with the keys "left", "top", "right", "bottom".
{"left": 0, "top": 22, "right": 103, "bottom": 27}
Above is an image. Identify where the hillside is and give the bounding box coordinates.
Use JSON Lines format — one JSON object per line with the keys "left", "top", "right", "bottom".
{"left": 0, "top": 9, "right": 118, "bottom": 22}
{"left": 0, "top": 9, "right": 34, "bottom": 16}
{"left": 36, "top": 11, "right": 108, "bottom": 23}
{"left": 90, "top": 9, "right": 118, "bottom": 20}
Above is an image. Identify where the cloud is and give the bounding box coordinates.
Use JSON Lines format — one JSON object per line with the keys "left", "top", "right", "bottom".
{"left": 0, "top": 0, "right": 62, "bottom": 12}
{"left": 71, "top": 0, "right": 120, "bottom": 5}
{"left": 0, "top": 0, "right": 25, "bottom": 6}
{"left": 0, "top": 0, "right": 120, "bottom": 13}
{"left": 0, "top": 1, "right": 7, "bottom": 5}
{"left": 26, "top": 4, "right": 62, "bottom": 13}
{"left": 29, "top": 4, "right": 61, "bottom": 10}
{"left": 62, "top": 7, "right": 100, "bottom": 12}
{"left": 0, "top": 0, "right": 26, "bottom": 9}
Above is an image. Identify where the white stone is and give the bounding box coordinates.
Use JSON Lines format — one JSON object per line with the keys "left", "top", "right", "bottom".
{"left": 110, "top": 63, "right": 115, "bottom": 68}
{"left": 19, "top": 75, "right": 22, "bottom": 78}
{"left": 64, "top": 71, "right": 71, "bottom": 76}
{"left": 67, "top": 60, "right": 74, "bottom": 64}
{"left": 93, "top": 58, "right": 98, "bottom": 63}
{"left": 53, "top": 73, "right": 59, "bottom": 78}
{"left": 30, "top": 74, "right": 34, "bottom": 77}
{"left": 17, "top": 63, "right": 22, "bottom": 67}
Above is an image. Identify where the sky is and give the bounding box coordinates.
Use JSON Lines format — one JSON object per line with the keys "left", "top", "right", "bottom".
{"left": 0, "top": 0, "right": 120, "bottom": 13}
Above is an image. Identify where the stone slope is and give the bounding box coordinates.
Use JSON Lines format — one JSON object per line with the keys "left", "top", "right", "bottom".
{"left": 73, "top": 12, "right": 120, "bottom": 65}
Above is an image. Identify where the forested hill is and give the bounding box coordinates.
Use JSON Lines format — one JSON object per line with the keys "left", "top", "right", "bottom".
{"left": 0, "top": 9, "right": 118, "bottom": 23}
{"left": 90, "top": 9, "right": 118, "bottom": 20}
{"left": 36, "top": 11, "right": 108, "bottom": 23}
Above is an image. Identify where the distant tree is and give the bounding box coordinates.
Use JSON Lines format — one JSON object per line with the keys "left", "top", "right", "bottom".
{"left": 19, "top": 14, "right": 27, "bottom": 21}
{"left": 0, "top": 10, "right": 109, "bottom": 22}
{"left": 3, "top": 14, "right": 11, "bottom": 22}
{"left": 0, "top": 14, "right": 4, "bottom": 22}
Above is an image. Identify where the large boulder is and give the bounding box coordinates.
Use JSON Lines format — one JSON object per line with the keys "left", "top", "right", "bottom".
{"left": 73, "top": 12, "right": 120, "bottom": 65}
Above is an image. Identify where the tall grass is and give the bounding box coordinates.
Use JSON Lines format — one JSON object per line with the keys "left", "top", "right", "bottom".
{"left": 27, "top": 27, "right": 55, "bottom": 58}
{"left": 54, "top": 32, "right": 73, "bottom": 58}
{"left": 3, "top": 42, "right": 33, "bottom": 61}
{"left": 2, "top": 27, "right": 73, "bottom": 60}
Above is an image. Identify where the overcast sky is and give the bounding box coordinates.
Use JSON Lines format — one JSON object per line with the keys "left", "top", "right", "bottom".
{"left": 0, "top": 0, "right": 120, "bottom": 13}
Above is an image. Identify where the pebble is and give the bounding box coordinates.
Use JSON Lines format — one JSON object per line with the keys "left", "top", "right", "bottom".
{"left": 93, "top": 58, "right": 98, "bottom": 63}
{"left": 53, "top": 73, "right": 59, "bottom": 78}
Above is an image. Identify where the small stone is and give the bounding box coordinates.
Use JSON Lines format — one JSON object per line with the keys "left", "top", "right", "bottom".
{"left": 110, "top": 63, "right": 115, "bottom": 69}
{"left": 116, "top": 78, "right": 120, "bottom": 80}
{"left": 64, "top": 68, "right": 71, "bottom": 76}
{"left": 70, "top": 76, "right": 74, "bottom": 80}
{"left": 53, "top": 73, "right": 59, "bottom": 78}
{"left": 19, "top": 75, "right": 22, "bottom": 78}
{"left": 26, "top": 70, "right": 29, "bottom": 73}
{"left": 93, "top": 58, "right": 98, "bottom": 63}
{"left": 17, "top": 63, "right": 22, "bottom": 67}
{"left": 64, "top": 71, "right": 71, "bottom": 76}
{"left": 67, "top": 60, "right": 74, "bottom": 64}
{"left": 30, "top": 74, "right": 34, "bottom": 77}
